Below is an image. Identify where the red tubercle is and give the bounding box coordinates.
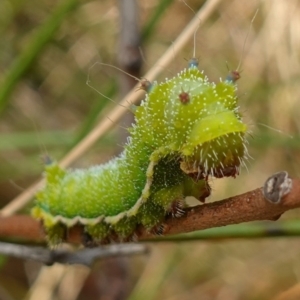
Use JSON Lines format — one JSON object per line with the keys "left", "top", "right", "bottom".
{"left": 226, "top": 70, "right": 241, "bottom": 83}
{"left": 179, "top": 90, "right": 190, "bottom": 104}
{"left": 136, "top": 78, "right": 152, "bottom": 92}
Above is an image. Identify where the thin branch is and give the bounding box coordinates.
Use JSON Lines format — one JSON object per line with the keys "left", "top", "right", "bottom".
{"left": 149, "top": 220, "right": 300, "bottom": 242}
{"left": 117, "top": 0, "right": 142, "bottom": 147}
{"left": 0, "top": 0, "right": 223, "bottom": 217}
{"left": 0, "top": 241, "right": 147, "bottom": 266}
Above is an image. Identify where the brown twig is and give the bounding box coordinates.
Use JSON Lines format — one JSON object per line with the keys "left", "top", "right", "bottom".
{"left": 140, "top": 172, "right": 296, "bottom": 239}
{"left": 0, "top": 171, "right": 298, "bottom": 265}
{"left": 0, "top": 172, "right": 298, "bottom": 247}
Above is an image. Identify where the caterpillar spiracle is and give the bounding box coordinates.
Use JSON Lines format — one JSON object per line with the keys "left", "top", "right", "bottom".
{"left": 32, "top": 58, "right": 248, "bottom": 246}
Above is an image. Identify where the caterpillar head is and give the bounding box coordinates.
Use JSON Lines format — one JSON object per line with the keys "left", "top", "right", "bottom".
{"left": 134, "top": 63, "right": 248, "bottom": 180}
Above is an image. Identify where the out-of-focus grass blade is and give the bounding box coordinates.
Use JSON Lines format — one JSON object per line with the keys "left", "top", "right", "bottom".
{"left": 0, "top": 0, "right": 79, "bottom": 114}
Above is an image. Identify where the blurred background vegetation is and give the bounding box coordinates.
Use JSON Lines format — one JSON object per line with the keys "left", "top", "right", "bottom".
{"left": 1, "top": 0, "right": 300, "bottom": 299}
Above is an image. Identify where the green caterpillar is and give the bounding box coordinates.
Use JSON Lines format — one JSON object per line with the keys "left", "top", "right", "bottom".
{"left": 32, "top": 59, "right": 248, "bottom": 246}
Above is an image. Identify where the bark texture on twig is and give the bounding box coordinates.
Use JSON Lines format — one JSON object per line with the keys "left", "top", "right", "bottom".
{"left": 140, "top": 178, "right": 297, "bottom": 239}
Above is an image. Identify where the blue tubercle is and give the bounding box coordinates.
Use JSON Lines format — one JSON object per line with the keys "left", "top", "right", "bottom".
{"left": 188, "top": 57, "right": 199, "bottom": 69}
